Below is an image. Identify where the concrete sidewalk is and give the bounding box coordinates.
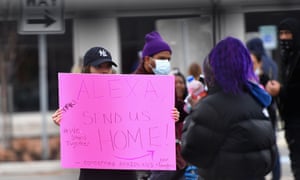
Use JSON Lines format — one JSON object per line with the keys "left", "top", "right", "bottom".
{"left": 0, "top": 123, "right": 294, "bottom": 179}
{"left": 0, "top": 160, "right": 77, "bottom": 175}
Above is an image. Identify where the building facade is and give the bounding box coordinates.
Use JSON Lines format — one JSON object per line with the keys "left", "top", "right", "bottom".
{"left": 0, "top": 0, "right": 300, "bottom": 112}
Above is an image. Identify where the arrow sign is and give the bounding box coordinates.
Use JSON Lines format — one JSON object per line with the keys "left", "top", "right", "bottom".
{"left": 113, "top": 150, "right": 155, "bottom": 160}
{"left": 27, "top": 14, "right": 56, "bottom": 27}
{"left": 19, "top": 0, "right": 64, "bottom": 34}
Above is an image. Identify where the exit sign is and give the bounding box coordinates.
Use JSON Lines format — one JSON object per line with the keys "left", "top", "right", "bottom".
{"left": 18, "top": 0, "right": 65, "bottom": 34}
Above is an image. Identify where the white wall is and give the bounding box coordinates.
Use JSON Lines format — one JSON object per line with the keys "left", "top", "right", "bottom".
{"left": 155, "top": 13, "right": 246, "bottom": 75}
{"left": 72, "top": 18, "right": 121, "bottom": 72}
{"left": 218, "top": 12, "right": 245, "bottom": 43}
{"left": 156, "top": 16, "right": 213, "bottom": 76}
{"left": 70, "top": 12, "right": 246, "bottom": 75}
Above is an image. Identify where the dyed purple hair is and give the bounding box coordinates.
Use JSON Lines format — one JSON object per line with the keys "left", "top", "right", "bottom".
{"left": 204, "top": 36, "right": 257, "bottom": 94}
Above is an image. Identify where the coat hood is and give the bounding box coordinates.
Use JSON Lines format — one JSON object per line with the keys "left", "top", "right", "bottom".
{"left": 279, "top": 17, "right": 300, "bottom": 52}
{"left": 246, "top": 37, "right": 265, "bottom": 56}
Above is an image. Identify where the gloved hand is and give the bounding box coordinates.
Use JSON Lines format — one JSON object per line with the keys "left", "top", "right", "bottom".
{"left": 184, "top": 165, "right": 199, "bottom": 180}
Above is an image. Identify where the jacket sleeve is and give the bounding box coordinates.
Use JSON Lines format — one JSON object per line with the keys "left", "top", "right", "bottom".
{"left": 181, "top": 101, "right": 224, "bottom": 168}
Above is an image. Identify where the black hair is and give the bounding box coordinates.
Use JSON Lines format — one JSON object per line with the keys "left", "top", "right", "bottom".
{"left": 81, "top": 66, "right": 91, "bottom": 73}
{"left": 250, "top": 50, "right": 262, "bottom": 63}
{"left": 170, "top": 68, "right": 188, "bottom": 99}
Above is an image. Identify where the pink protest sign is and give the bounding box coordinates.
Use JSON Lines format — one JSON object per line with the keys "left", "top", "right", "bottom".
{"left": 58, "top": 73, "right": 175, "bottom": 170}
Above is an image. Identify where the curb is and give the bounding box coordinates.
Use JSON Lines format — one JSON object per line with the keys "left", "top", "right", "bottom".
{"left": 0, "top": 160, "right": 74, "bottom": 175}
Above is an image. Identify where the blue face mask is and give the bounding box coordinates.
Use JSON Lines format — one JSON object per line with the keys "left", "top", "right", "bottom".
{"left": 152, "top": 59, "right": 171, "bottom": 75}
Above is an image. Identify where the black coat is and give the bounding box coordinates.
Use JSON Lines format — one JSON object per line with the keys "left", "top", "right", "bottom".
{"left": 181, "top": 88, "right": 276, "bottom": 180}
{"left": 79, "top": 169, "right": 136, "bottom": 180}
{"left": 277, "top": 18, "right": 300, "bottom": 124}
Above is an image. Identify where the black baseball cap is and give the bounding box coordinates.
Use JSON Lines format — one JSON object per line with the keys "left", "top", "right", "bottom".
{"left": 83, "top": 47, "right": 117, "bottom": 67}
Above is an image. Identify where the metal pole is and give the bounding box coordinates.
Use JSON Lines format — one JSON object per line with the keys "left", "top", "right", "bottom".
{"left": 38, "top": 34, "right": 49, "bottom": 160}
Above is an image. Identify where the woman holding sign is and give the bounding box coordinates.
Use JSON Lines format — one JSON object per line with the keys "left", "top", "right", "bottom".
{"left": 52, "top": 46, "right": 137, "bottom": 180}
{"left": 54, "top": 45, "right": 180, "bottom": 180}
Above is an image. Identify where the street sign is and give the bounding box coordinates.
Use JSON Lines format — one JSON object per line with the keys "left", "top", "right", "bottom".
{"left": 259, "top": 25, "right": 277, "bottom": 50}
{"left": 18, "top": 0, "right": 65, "bottom": 34}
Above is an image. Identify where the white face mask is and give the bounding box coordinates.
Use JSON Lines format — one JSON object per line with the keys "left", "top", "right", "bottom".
{"left": 151, "top": 59, "right": 171, "bottom": 75}
{"left": 254, "top": 68, "right": 261, "bottom": 76}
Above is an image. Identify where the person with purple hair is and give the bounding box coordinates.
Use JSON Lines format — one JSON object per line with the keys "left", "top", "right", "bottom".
{"left": 181, "top": 36, "right": 276, "bottom": 180}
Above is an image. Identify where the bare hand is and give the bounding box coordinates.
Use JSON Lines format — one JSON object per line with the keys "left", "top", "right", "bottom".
{"left": 52, "top": 109, "right": 62, "bottom": 126}
{"left": 265, "top": 80, "right": 281, "bottom": 96}
{"left": 188, "top": 96, "right": 202, "bottom": 108}
{"left": 172, "top": 107, "right": 180, "bottom": 122}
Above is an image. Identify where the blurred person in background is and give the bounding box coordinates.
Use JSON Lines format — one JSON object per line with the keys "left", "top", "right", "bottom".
{"left": 170, "top": 68, "right": 201, "bottom": 180}
{"left": 186, "top": 62, "right": 205, "bottom": 85}
{"left": 246, "top": 37, "right": 278, "bottom": 80}
{"left": 250, "top": 51, "right": 281, "bottom": 180}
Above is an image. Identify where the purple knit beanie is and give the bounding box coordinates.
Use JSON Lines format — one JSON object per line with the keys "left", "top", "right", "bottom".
{"left": 142, "top": 31, "right": 172, "bottom": 58}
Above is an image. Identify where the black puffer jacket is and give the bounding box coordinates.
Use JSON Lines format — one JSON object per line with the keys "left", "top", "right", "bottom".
{"left": 181, "top": 87, "right": 276, "bottom": 180}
